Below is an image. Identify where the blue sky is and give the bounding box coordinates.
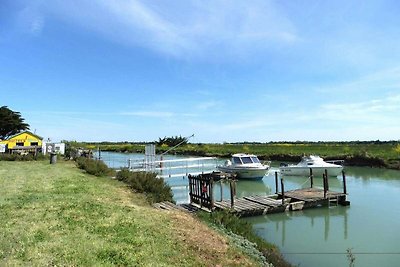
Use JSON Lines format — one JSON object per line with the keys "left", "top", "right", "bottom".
{"left": 1, "top": 0, "right": 400, "bottom": 143}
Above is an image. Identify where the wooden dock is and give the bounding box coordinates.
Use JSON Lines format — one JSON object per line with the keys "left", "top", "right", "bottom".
{"left": 214, "top": 188, "right": 349, "bottom": 217}
{"left": 188, "top": 170, "right": 350, "bottom": 218}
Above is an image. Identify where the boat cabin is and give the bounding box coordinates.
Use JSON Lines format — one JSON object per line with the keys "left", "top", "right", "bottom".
{"left": 232, "top": 154, "right": 261, "bottom": 165}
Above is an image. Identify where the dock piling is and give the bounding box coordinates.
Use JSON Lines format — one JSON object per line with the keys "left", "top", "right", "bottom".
{"left": 220, "top": 180, "right": 223, "bottom": 201}
{"left": 281, "top": 178, "right": 285, "bottom": 205}
{"left": 230, "top": 180, "right": 235, "bottom": 208}
{"left": 342, "top": 170, "right": 347, "bottom": 195}
{"left": 324, "top": 169, "right": 329, "bottom": 191}
{"left": 275, "top": 171, "right": 279, "bottom": 194}
{"left": 309, "top": 168, "right": 314, "bottom": 188}
{"left": 323, "top": 173, "right": 327, "bottom": 199}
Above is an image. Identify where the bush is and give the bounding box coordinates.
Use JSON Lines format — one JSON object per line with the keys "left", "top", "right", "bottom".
{"left": 75, "top": 157, "right": 112, "bottom": 177}
{"left": 116, "top": 169, "right": 174, "bottom": 203}
{"left": 0, "top": 153, "right": 47, "bottom": 161}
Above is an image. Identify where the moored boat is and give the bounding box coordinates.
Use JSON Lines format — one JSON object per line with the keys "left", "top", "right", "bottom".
{"left": 279, "top": 155, "right": 343, "bottom": 177}
{"left": 217, "top": 153, "right": 270, "bottom": 179}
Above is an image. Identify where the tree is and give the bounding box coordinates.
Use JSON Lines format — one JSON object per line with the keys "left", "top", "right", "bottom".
{"left": 0, "top": 106, "right": 30, "bottom": 140}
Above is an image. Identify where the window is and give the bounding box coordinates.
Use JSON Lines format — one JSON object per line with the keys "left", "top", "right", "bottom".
{"left": 241, "top": 157, "right": 253, "bottom": 164}
{"left": 16, "top": 142, "right": 24, "bottom": 146}
{"left": 232, "top": 157, "right": 242, "bottom": 164}
{"left": 250, "top": 157, "right": 260, "bottom": 163}
{"left": 31, "top": 142, "right": 38, "bottom": 146}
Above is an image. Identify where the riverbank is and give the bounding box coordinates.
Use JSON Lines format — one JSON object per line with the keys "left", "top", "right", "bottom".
{"left": 69, "top": 141, "right": 400, "bottom": 170}
{"left": 0, "top": 160, "right": 282, "bottom": 266}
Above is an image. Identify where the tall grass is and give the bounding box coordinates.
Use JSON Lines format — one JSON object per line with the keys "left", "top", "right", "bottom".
{"left": 75, "top": 157, "right": 113, "bottom": 176}
{"left": 116, "top": 169, "right": 174, "bottom": 204}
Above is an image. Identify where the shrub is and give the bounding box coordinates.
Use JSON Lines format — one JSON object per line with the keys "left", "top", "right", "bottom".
{"left": 75, "top": 157, "right": 112, "bottom": 177}
{"left": 116, "top": 169, "right": 174, "bottom": 204}
{"left": 0, "top": 153, "right": 47, "bottom": 161}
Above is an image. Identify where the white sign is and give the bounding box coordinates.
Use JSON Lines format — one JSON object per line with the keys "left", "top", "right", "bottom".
{"left": 0, "top": 144, "right": 6, "bottom": 153}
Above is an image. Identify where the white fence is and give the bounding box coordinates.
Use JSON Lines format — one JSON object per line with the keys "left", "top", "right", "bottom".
{"left": 127, "top": 156, "right": 218, "bottom": 179}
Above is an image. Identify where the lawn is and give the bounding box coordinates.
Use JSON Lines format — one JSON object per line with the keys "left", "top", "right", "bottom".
{"left": 0, "top": 160, "right": 259, "bottom": 266}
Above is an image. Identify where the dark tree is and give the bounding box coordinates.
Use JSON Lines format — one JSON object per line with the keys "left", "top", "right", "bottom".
{"left": 0, "top": 106, "right": 30, "bottom": 140}
{"left": 156, "top": 135, "right": 188, "bottom": 147}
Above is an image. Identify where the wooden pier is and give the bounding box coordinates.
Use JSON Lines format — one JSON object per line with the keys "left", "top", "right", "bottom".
{"left": 188, "top": 169, "right": 350, "bottom": 217}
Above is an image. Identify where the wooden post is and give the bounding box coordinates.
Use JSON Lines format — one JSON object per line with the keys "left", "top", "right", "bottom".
{"left": 230, "top": 180, "right": 235, "bottom": 208}
{"left": 323, "top": 173, "right": 327, "bottom": 199}
{"left": 309, "top": 168, "right": 314, "bottom": 188}
{"left": 342, "top": 170, "right": 347, "bottom": 195}
{"left": 210, "top": 178, "right": 214, "bottom": 209}
{"left": 199, "top": 178, "right": 203, "bottom": 208}
{"left": 281, "top": 178, "right": 285, "bottom": 205}
{"left": 220, "top": 180, "right": 223, "bottom": 201}
{"left": 275, "top": 171, "right": 279, "bottom": 194}
{"left": 188, "top": 175, "right": 193, "bottom": 204}
{"left": 324, "top": 169, "right": 329, "bottom": 191}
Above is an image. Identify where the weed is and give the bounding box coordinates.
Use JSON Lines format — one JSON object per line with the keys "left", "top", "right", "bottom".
{"left": 116, "top": 169, "right": 174, "bottom": 204}
{"left": 75, "top": 157, "right": 113, "bottom": 176}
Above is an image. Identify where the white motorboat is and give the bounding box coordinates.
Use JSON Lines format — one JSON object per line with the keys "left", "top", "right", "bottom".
{"left": 279, "top": 155, "right": 343, "bottom": 177}
{"left": 217, "top": 153, "right": 270, "bottom": 179}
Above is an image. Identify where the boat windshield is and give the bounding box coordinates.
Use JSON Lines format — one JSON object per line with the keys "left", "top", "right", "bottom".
{"left": 232, "top": 157, "right": 242, "bottom": 164}
{"left": 241, "top": 157, "right": 253, "bottom": 164}
{"left": 250, "top": 157, "right": 260, "bottom": 163}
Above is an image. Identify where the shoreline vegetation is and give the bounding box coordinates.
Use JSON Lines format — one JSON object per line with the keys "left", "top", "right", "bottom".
{"left": 0, "top": 160, "right": 291, "bottom": 266}
{"left": 67, "top": 140, "right": 400, "bottom": 170}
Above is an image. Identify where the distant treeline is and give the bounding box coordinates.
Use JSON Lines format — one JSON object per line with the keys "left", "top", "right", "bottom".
{"left": 64, "top": 140, "right": 400, "bottom": 170}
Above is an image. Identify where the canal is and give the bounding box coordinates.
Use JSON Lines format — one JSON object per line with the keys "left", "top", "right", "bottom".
{"left": 101, "top": 152, "right": 400, "bottom": 267}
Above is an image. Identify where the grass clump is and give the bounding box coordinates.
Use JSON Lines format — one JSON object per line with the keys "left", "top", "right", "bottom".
{"left": 75, "top": 157, "right": 113, "bottom": 177}
{"left": 198, "top": 210, "right": 292, "bottom": 267}
{"left": 116, "top": 168, "right": 174, "bottom": 204}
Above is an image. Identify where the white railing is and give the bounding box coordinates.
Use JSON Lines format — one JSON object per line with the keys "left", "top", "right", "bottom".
{"left": 126, "top": 157, "right": 218, "bottom": 178}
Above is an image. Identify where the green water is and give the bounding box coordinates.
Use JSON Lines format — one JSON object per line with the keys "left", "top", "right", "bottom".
{"left": 242, "top": 166, "right": 400, "bottom": 267}
{"left": 102, "top": 152, "right": 400, "bottom": 266}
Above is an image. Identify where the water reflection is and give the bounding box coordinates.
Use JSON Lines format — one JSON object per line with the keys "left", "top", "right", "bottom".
{"left": 236, "top": 180, "right": 272, "bottom": 197}
{"left": 249, "top": 206, "right": 349, "bottom": 247}
{"left": 345, "top": 166, "right": 400, "bottom": 180}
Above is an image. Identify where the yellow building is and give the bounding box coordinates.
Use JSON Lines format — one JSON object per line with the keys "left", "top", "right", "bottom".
{"left": 0, "top": 131, "right": 43, "bottom": 154}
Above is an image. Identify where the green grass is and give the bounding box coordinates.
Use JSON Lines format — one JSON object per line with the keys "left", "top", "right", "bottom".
{"left": 0, "top": 160, "right": 259, "bottom": 266}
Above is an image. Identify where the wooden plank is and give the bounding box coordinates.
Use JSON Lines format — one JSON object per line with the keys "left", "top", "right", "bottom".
{"left": 243, "top": 196, "right": 282, "bottom": 207}
{"left": 233, "top": 199, "right": 268, "bottom": 210}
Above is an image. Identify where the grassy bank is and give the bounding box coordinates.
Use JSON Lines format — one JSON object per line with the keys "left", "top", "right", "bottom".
{"left": 0, "top": 160, "right": 263, "bottom": 266}
{"left": 70, "top": 141, "right": 400, "bottom": 169}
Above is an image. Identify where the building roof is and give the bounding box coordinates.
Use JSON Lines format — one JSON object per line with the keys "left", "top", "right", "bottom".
{"left": 6, "top": 131, "right": 43, "bottom": 141}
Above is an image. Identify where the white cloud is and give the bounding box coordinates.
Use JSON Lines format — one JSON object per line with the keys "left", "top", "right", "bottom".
{"left": 37, "top": 0, "right": 298, "bottom": 59}
{"left": 119, "top": 111, "right": 174, "bottom": 118}
{"left": 195, "top": 100, "right": 221, "bottom": 111}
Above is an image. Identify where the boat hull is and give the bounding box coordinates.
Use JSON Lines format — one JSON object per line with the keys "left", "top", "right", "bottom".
{"left": 217, "top": 166, "right": 268, "bottom": 180}
{"left": 279, "top": 166, "right": 343, "bottom": 177}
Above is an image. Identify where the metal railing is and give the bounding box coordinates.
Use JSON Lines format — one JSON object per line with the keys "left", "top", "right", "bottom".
{"left": 127, "top": 157, "right": 218, "bottom": 178}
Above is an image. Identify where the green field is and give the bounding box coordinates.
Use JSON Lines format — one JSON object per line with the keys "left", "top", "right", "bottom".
{"left": 0, "top": 160, "right": 261, "bottom": 266}
{"left": 71, "top": 141, "right": 400, "bottom": 169}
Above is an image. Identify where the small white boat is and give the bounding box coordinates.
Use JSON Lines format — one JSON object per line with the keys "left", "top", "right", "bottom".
{"left": 217, "top": 153, "right": 270, "bottom": 179}
{"left": 279, "top": 155, "right": 343, "bottom": 177}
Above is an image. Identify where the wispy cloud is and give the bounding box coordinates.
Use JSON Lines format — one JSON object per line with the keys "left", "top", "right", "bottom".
{"left": 315, "top": 66, "right": 400, "bottom": 94}
{"left": 195, "top": 100, "right": 222, "bottom": 111}
{"left": 119, "top": 111, "right": 174, "bottom": 118}
{"left": 36, "top": 0, "right": 298, "bottom": 59}
{"left": 320, "top": 94, "right": 400, "bottom": 122}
